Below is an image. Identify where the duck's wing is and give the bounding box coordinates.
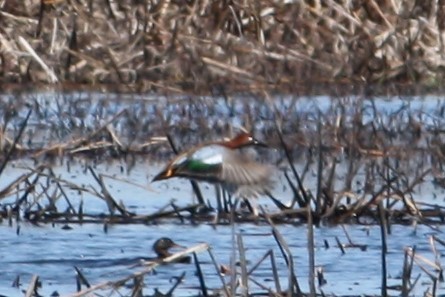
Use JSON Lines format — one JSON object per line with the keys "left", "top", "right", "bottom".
{"left": 167, "top": 145, "right": 225, "bottom": 182}
{"left": 220, "top": 152, "right": 276, "bottom": 189}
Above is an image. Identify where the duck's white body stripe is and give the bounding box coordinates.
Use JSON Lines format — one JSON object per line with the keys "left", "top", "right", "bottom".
{"left": 202, "top": 154, "right": 224, "bottom": 164}
{"left": 190, "top": 145, "right": 225, "bottom": 164}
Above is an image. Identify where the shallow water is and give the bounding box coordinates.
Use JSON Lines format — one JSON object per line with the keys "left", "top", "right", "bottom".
{"left": 1, "top": 215, "right": 444, "bottom": 296}
{"left": 1, "top": 92, "right": 445, "bottom": 296}
{"left": 4, "top": 92, "right": 445, "bottom": 151}
{"left": 1, "top": 161, "right": 444, "bottom": 296}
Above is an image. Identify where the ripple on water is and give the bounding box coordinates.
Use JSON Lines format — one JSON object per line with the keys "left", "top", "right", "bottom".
{"left": 1, "top": 221, "right": 444, "bottom": 296}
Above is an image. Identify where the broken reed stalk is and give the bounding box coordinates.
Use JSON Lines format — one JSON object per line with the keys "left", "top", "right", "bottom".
{"left": 378, "top": 201, "right": 388, "bottom": 297}
{"left": 432, "top": 278, "right": 438, "bottom": 297}
{"left": 276, "top": 123, "right": 310, "bottom": 206}
{"left": 261, "top": 206, "right": 302, "bottom": 297}
{"left": 18, "top": 36, "right": 58, "bottom": 82}
{"left": 401, "top": 246, "right": 416, "bottom": 297}
{"left": 307, "top": 206, "right": 316, "bottom": 297}
{"left": 248, "top": 277, "right": 282, "bottom": 297}
{"left": 0, "top": 108, "right": 32, "bottom": 177}
{"left": 131, "top": 275, "right": 144, "bottom": 297}
{"left": 206, "top": 248, "right": 231, "bottom": 297}
{"left": 87, "top": 166, "right": 132, "bottom": 217}
{"left": 164, "top": 272, "right": 186, "bottom": 296}
{"left": 230, "top": 203, "right": 237, "bottom": 296}
{"left": 264, "top": 92, "right": 310, "bottom": 206}
{"left": 283, "top": 171, "right": 305, "bottom": 208}
{"left": 214, "top": 184, "right": 224, "bottom": 216}
{"left": 25, "top": 275, "right": 39, "bottom": 297}
{"left": 341, "top": 225, "right": 358, "bottom": 248}
{"left": 335, "top": 236, "right": 346, "bottom": 254}
{"left": 246, "top": 250, "right": 282, "bottom": 291}
{"left": 269, "top": 250, "right": 282, "bottom": 294}
{"left": 315, "top": 111, "right": 323, "bottom": 216}
{"left": 170, "top": 202, "right": 185, "bottom": 223}
{"left": 265, "top": 190, "right": 289, "bottom": 210}
{"left": 408, "top": 244, "right": 443, "bottom": 283}
{"left": 48, "top": 168, "right": 77, "bottom": 214}
{"left": 193, "top": 252, "right": 208, "bottom": 297}
{"left": 343, "top": 128, "right": 356, "bottom": 192}
{"left": 8, "top": 166, "right": 43, "bottom": 208}
{"left": 383, "top": 158, "right": 392, "bottom": 235}
{"left": 430, "top": 236, "right": 445, "bottom": 282}
{"left": 74, "top": 266, "right": 91, "bottom": 290}
{"left": 323, "top": 155, "right": 337, "bottom": 212}
{"left": 71, "top": 108, "right": 128, "bottom": 148}
{"left": 237, "top": 234, "right": 248, "bottom": 297}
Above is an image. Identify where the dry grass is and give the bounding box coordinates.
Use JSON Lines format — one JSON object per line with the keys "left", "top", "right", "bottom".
{"left": 1, "top": 0, "right": 445, "bottom": 93}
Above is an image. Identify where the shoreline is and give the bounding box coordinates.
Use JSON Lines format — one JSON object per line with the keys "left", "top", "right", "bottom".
{"left": 2, "top": 81, "right": 445, "bottom": 97}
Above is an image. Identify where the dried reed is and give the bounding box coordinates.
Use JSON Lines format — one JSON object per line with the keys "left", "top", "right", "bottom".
{"left": 2, "top": 1, "right": 445, "bottom": 93}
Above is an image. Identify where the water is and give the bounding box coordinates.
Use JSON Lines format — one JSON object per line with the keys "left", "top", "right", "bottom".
{"left": 1, "top": 215, "right": 443, "bottom": 296}
{"left": 4, "top": 92, "right": 445, "bottom": 149}
{"left": 1, "top": 92, "right": 445, "bottom": 296}
{"left": 0, "top": 161, "right": 444, "bottom": 296}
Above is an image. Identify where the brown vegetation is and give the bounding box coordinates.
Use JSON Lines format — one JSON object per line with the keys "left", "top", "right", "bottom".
{"left": 0, "top": 92, "right": 444, "bottom": 227}
{"left": 2, "top": 0, "right": 445, "bottom": 93}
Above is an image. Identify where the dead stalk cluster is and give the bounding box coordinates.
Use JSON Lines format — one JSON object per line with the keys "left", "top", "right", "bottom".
{"left": 1, "top": 91, "right": 445, "bottom": 296}
{"left": 0, "top": 92, "right": 445, "bottom": 225}
{"left": 1, "top": 0, "right": 445, "bottom": 92}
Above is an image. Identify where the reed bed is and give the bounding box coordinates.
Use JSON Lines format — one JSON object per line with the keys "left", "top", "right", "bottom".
{"left": 1, "top": 91, "right": 445, "bottom": 226}
{"left": 2, "top": 0, "right": 445, "bottom": 93}
{"left": 2, "top": 92, "right": 444, "bottom": 296}
{"left": 4, "top": 2, "right": 445, "bottom": 296}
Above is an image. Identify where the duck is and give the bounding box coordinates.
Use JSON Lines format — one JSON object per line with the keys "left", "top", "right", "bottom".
{"left": 152, "top": 132, "right": 276, "bottom": 206}
{"left": 153, "top": 237, "right": 191, "bottom": 263}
